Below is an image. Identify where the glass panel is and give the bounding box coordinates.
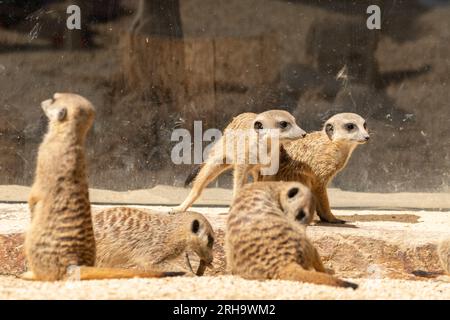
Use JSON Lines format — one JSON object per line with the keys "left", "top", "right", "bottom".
{"left": 0, "top": 0, "right": 449, "bottom": 207}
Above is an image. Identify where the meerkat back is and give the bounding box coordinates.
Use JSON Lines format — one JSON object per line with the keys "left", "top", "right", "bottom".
{"left": 225, "top": 181, "right": 357, "bottom": 289}
{"left": 93, "top": 207, "right": 215, "bottom": 275}
{"left": 173, "top": 110, "right": 306, "bottom": 213}
{"left": 25, "top": 93, "right": 96, "bottom": 281}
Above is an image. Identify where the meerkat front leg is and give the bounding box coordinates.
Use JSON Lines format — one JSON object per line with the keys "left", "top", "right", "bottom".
{"left": 314, "top": 185, "right": 345, "bottom": 224}
{"left": 232, "top": 165, "right": 249, "bottom": 199}
{"left": 276, "top": 263, "right": 357, "bottom": 289}
{"left": 250, "top": 168, "right": 260, "bottom": 182}
{"left": 172, "top": 162, "right": 231, "bottom": 213}
{"left": 19, "top": 271, "right": 38, "bottom": 281}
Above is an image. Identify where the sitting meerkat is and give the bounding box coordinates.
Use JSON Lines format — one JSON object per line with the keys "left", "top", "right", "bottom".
{"left": 93, "top": 207, "right": 215, "bottom": 276}
{"left": 172, "top": 110, "right": 306, "bottom": 213}
{"left": 23, "top": 93, "right": 182, "bottom": 281}
{"left": 438, "top": 239, "right": 450, "bottom": 275}
{"left": 261, "top": 113, "right": 370, "bottom": 224}
{"left": 225, "top": 181, "right": 357, "bottom": 289}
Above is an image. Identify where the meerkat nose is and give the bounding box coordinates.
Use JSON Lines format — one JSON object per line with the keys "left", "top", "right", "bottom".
{"left": 364, "top": 136, "right": 370, "bottom": 141}
{"left": 301, "top": 132, "right": 307, "bottom": 138}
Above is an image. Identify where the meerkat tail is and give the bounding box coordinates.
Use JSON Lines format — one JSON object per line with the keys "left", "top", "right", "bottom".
{"left": 184, "top": 164, "right": 203, "bottom": 187}
{"left": 69, "top": 266, "right": 185, "bottom": 280}
{"left": 276, "top": 263, "right": 358, "bottom": 289}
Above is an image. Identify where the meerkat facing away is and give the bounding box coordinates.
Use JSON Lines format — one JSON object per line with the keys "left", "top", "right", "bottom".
{"left": 172, "top": 110, "right": 306, "bottom": 213}
{"left": 24, "top": 93, "right": 182, "bottom": 281}
{"left": 261, "top": 113, "right": 370, "bottom": 224}
{"left": 225, "top": 181, "right": 357, "bottom": 289}
{"left": 93, "top": 207, "right": 214, "bottom": 276}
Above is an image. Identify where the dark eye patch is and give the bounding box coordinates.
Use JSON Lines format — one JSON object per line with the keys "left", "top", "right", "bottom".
{"left": 287, "top": 187, "right": 299, "bottom": 198}
{"left": 363, "top": 122, "right": 367, "bottom": 130}
{"left": 279, "top": 121, "right": 289, "bottom": 129}
{"left": 191, "top": 219, "right": 200, "bottom": 233}
{"left": 345, "top": 123, "right": 355, "bottom": 130}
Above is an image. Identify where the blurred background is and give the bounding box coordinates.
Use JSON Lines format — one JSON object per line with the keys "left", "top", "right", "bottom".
{"left": 0, "top": 0, "right": 449, "bottom": 194}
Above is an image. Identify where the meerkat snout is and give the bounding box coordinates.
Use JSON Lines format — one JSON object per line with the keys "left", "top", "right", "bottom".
{"left": 324, "top": 113, "right": 369, "bottom": 144}
{"left": 279, "top": 182, "right": 314, "bottom": 225}
{"left": 187, "top": 214, "right": 215, "bottom": 266}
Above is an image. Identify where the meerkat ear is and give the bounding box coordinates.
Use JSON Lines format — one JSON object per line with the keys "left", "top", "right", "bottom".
{"left": 254, "top": 121, "right": 264, "bottom": 131}
{"left": 325, "top": 123, "right": 334, "bottom": 140}
{"left": 191, "top": 219, "right": 200, "bottom": 234}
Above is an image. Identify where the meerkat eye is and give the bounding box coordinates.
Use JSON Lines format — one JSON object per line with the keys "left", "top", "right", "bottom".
{"left": 287, "top": 187, "right": 299, "bottom": 198}
{"left": 207, "top": 234, "right": 214, "bottom": 248}
{"left": 254, "top": 121, "right": 264, "bottom": 130}
{"left": 363, "top": 122, "right": 367, "bottom": 130}
{"left": 279, "top": 121, "right": 289, "bottom": 129}
{"left": 57, "top": 108, "right": 67, "bottom": 121}
{"left": 191, "top": 219, "right": 200, "bottom": 234}
{"left": 345, "top": 123, "right": 355, "bottom": 131}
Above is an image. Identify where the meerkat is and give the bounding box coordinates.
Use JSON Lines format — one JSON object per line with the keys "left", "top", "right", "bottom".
{"left": 172, "top": 110, "right": 306, "bottom": 213}
{"left": 261, "top": 113, "right": 370, "bottom": 224}
{"left": 225, "top": 181, "right": 357, "bottom": 289}
{"left": 438, "top": 239, "right": 450, "bottom": 275}
{"left": 23, "top": 93, "right": 182, "bottom": 281}
{"left": 93, "top": 207, "right": 214, "bottom": 276}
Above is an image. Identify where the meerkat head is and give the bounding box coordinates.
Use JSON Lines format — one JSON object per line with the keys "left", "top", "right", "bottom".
{"left": 253, "top": 110, "right": 306, "bottom": 142}
{"left": 184, "top": 212, "right": 215, "bottom": 267}
{"left": 278, "top": 182, "right": 315, "bottom": 226}
{"left": 41, "top": 93, "right": 95, "bottom": 136}
{"left": 323, "top": 113, "right": 369, "bottom": 144}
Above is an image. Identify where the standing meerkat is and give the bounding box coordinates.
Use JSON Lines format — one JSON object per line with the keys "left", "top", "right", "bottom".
{"left": 172, "top": 110, "right": 306, "bottom": 213}
{"left": 24, "top": 93, "right": 182, "bottom": 281}
{"left": 261, "top": 113, "right": 370, "bottom": 224}
{"left": 93, "top": 207, "right": 214, "bottom": 276}
{"left": 225, "top": 181, "right": 357, "bottom": 289}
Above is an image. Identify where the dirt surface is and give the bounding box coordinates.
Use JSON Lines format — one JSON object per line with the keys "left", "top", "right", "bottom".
{"left": 1, "top": 195, "right": 450, "bottom": 299}
{"left": 1, "top": 185, "right": 449, "bottom": 210}
{"left": 1, "top": 275, "right": 450, "bottom": 300}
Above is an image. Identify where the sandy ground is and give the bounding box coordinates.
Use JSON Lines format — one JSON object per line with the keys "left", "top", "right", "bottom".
{"left": 1, "top": 275, "right": 449, "bottom": 300}
{"left": 1, "top": 186, "right": 449, "bottom": 299}
{"left": 1, "top": 185, "right": 449, "bottom": 210}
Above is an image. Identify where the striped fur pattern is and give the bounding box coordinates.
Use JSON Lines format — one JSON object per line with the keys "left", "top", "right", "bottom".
{"left": 93, "top": 207, "right": 214, "bottom": 271}
{"left": 261, "top": 113, "right": 369, "bottom": 223}
{"left": 225, "top": 181, "right": 358, "bottom": 289}
{"left": 25, "top": 93, "right": 96, "bottom": 281}
{"left": 173, "top": 110, "right": 306, "bottom": 213}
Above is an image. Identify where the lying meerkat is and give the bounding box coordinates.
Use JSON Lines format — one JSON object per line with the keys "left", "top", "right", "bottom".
{"left": 93, "top": 207, "right": 214, "bottom": 276}
{"left": 261, "top": 112, "right": 370, "bottom": 224}
{"left": 172, "top": 110, "right": 306, "bottom": 213}
{"left": 225, "top": 181, "right": 357, "bottom": 289}
{"left": 23, "top": 93, "right": 182, "bottom": 281}
{"left": 438, "top": 239, "right": 450, "bottom": 275}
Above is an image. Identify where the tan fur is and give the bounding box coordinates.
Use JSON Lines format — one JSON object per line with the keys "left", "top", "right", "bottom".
{"left": 23, "top": 93, "right": 182, "bottom": 281}
{"left": 261, "top": 113, "right": 369, "bottom": 223}
{"left": 173, "top": 110, "right": 306, "bottom": 212}
{"left": 225, "top": 181, "right": 357, "bottom": 289}
{"left": 438, "top": 239, "right": 450, "bottom": 275}
{"left": 93, "top": 207, "right": 214, "bottom": 275}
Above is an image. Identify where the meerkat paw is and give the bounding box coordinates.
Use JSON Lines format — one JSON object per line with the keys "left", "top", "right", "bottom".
{"left": 339, "top": 279, "right": 358, "bottom": 290}
{"left": 169, "top": 206, "right": 186, "bottom": 214}
{"left": 19, "top": 271, "right": 37, "bottom": 281}
{"left": 320, "top": 217, "right": 346, "bottom": 224}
